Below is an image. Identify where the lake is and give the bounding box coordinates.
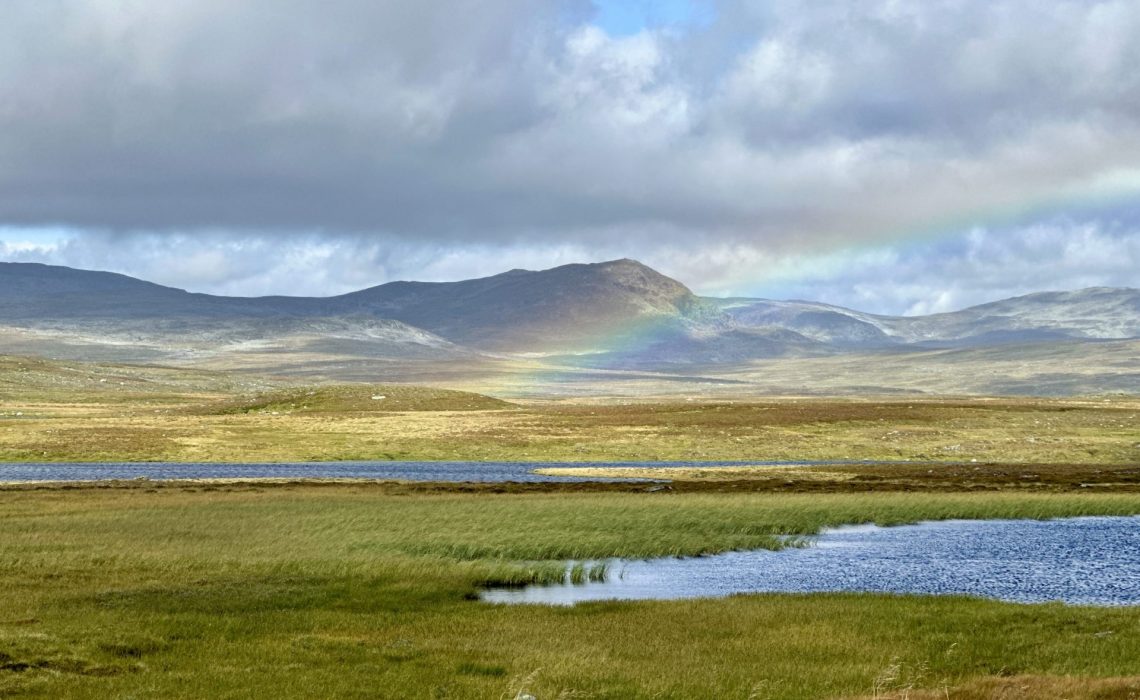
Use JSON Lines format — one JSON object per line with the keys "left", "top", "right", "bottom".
{"left": 0, "top": 459, "right": 819, "bottom": 483}
{"left": 482, "top": 516, "right": 1140, "bottom": 606}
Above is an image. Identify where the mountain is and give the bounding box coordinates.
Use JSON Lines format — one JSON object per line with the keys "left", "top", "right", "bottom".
{"left": 0, "top": 262, "right": 220, "bottom": 319}
{"left": 0, "top": 263, "right": 462, "bottom": 362}
{"left": 715, "top": 299, "right": 897, "bottom": 348}
{"left": 875, "top": 287, "right": 1140, "bottom": 344}
{"left": 717, "top": 287, "right": 1140, "bottom": 349}
{"left": 332, "top": 259, "right": 718, "bottom": 351}
{"left": 0, "top": 259, "right": 716, "bottom": 354}
{"left": 1, "top": 260, "right": 1137, "bottom": 381}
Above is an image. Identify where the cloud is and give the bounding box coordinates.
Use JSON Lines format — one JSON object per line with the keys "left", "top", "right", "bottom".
{"left": 737, "top": 219, "right": 1140, "bottom": 315}
{"left": 3, "top": 217, "right": 1135, "bottom": 317}
{"left": 0, "top": 0, "right": 1138, "bottom": 302}
{"left": 0, "top": 229, "right": 606, "bottom": 297}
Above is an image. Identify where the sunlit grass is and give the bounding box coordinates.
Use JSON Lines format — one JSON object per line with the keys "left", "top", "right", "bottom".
{"left": 198, "top": 383, "right": 515, "bottom": 415}
{"left": 3, "top": 353, "right": 1139, "bottom": 465}
{"left": 3, "top": 386, "right": 1138, "bottom": 464}
{"left": 1, "top": 486, "right": 1139, "bottom": 697}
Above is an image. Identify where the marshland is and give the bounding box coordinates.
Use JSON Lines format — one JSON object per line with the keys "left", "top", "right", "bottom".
{"left": 2, "top": 359, "right": 1140, "bottom": 697}
{"left": 3, "top": 484, "right": 1140, "bottom": 698}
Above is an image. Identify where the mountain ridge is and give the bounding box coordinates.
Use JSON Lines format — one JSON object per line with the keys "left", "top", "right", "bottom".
{"left": 1, "top": 260, "right": 1137, "bottom": 368}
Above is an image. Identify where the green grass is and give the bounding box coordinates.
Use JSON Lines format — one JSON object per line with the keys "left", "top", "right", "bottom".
{"left": 2, "top": 486, "right": 1140, "bottom": 698}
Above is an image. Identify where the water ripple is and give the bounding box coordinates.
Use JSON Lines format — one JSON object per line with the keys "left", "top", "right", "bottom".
{"left": 482, "top": 516, "right": 1140, "bottom": 606}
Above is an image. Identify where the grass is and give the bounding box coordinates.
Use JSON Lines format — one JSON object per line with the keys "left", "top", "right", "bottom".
{"left": 1, "top": 485, "right": 1140, "bottom": 698}
{"left": 534, "top": 461, "right": 1140, "bottom": 492}
{"left": 2, "top": 373, "right": 1139, "bottom": 463}
{"left": 3, "top": 356, "right": 1140, "bottom": 696}
{"left": 198, "top": 384, "right": 515, "bottom": 415}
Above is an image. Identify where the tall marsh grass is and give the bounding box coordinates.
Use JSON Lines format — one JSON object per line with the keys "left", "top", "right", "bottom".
{"left": 4, "top": 488, "right": 1140, "bottom": 589}
{"left": 3, "top": 487, "right": 1140, "bottom": 698}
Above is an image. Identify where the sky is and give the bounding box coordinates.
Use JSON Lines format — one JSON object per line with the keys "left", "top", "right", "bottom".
{"left": 1, "top": 0, "right": 1138, "bottom": 315}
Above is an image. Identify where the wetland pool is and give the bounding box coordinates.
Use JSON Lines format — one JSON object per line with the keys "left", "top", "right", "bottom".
{"left": 482, "top": 516, "right": 1140, "bottom": 606}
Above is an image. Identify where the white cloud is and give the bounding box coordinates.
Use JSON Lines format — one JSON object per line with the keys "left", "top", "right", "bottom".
{"left": 0, "top": 1, "right": 1138, "bottom": 306}
{"left": 744, "top": 220, "right": 1140, "bottom": 314}
{"left": 3, "top": 218, "right": 1134, "bottom": 317}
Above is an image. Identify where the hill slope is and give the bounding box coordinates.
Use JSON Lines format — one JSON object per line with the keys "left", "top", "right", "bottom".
{"left": 878, "top": 287, "right": 1140, "bottom": 343}
{"left": 0, "top": 259, "right": 722, "bottom": 354}
{"left": 1, "top": 261, "right": 1137, "bottom": 378}
{"left": 718, "top": 287, "right": 1140, "bottom": 349}
{"left": 332, "top": 258, "right": 717, "bottom": 351}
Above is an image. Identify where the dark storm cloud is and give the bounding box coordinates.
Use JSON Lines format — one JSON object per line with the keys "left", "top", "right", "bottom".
{"left": 0, "top": 1, "right": 592, "bottom": 234}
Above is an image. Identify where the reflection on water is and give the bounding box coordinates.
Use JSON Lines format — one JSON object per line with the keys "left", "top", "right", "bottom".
{"left": 482, "top": 516, "right": 1140, "bottom": 606}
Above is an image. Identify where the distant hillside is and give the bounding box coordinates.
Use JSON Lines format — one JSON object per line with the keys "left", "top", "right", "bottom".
{"left": 0, "top": 259, "right": 718, "bottom": 354}
{"left": 0, "top": 263, "right": 459, "bottom": 362}
{"left": 1, "top": 260, "right": 1137, "bottom": 381}
{"left": 0, "top": 262, "right": 191, "bottom": 318}
{"left": 332, "top": 259, "right": 717, "bottom": 351}
{"left": 715, "top": 299, "right": 897, "bottom": 348}
{"left": 717, "top": 287, "right": 1140, "bottom": 349}
{"left": 878, "top": 287, "right": 1140, "bottom": 344}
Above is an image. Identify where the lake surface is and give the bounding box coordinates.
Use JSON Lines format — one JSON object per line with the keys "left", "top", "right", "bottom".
{"left": 0, "top": 459, "right": 816, "bottom": 483}
{"left": 482, "top": 516, "right": 1140, "bottom": 606}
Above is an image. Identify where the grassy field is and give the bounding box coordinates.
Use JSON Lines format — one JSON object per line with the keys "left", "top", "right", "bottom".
{"left": 1, "top": 356, "right": 1138, "bottom": 463}
{"left": 4, "top": 356, "right": 1140, "bottom": 697}
{"left": 1, "top": 484, "right": 1139, "bottom": 699}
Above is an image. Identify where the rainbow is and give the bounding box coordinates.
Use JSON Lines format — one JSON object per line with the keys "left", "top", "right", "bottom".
{"left": 487, "top": 169, "right": 1140, "bottom": 395}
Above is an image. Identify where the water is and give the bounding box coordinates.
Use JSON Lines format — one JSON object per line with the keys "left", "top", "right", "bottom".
{"left": 482, "top": 516, "right": 1140, "bottom": 606}
{"left": 0, "top": 459, "right": 816, "bottom": 483}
